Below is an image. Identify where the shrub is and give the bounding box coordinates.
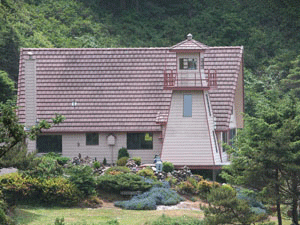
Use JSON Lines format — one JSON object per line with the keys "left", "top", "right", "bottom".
{"left": 105, "top": 166, "right": 130, "bottom": 175}
{"left": 54, "top": 217, "right": 65, "bottom": 225}
{"left": 0, "top": 143, "right": 36, "bottom": 170}
{"left": 40, "top": 176, "right": 82, "bottom": 206}
{"left": 93, "top": 161, "right": 101, "bottom": 169}
{"left": 118, "top": 147, "right": 129, "bottom": 159}
{"left": 116, "top": 157, "right": 129, "bottom": 166}
{"left": 176, "top": 181, "right": 197, "bottom": 195}
{"left": 132, "top": 157, "right": 141, "bottom": 166}
{"left": 197, "top": 180, "right": 220, "bottom": 200}
{"left": 146, "top": 214, "right": 205, "bottom": 225}
{"left": 22, "top": 156, "right": 64, "bottom": 178}
{"left": 66, "top": 165, "right": 96, "bottom": 197}
{"left": 137, "top": 168, "right": 156, "bottom": 180}
{"left": 96, "top": 173, "right": 153, "bottom": 194}
{"left": 201, "top": 186, "right": 266, "bottom": 225}
{"left": 0, "top": 173, "right": 81, "bottom": 206}
{"left": 103, "top": 157, "right": 107, "bottom": 166}
{"left": 114, "top": 187, "right": 184, "bottom": 210}
{"left": 0, "top": 208, "right": 9, "bottom": 225}
{"left": 165, "top": 176, "right": 178, "bottom": 187}
{"left": 162, "top": 161, "right": 174, "bottom": 173}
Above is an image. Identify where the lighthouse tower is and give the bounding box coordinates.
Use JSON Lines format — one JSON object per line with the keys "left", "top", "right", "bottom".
{"left": 160, "top": 34, "right": 221, "bottom": 169}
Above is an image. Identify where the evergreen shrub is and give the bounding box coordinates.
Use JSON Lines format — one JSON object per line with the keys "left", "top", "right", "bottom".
{"left": 114, "top": 187, "right": 184, "bottom": 210}
{"left": 96, "top": 173, "right": 152, "bottom": 193}
{"left": 0, "top": 173, "right": 81, "bottom": 206}
{"left": 103, "top": 157, "right": 107, "bottom": 165}
{"left": 162, "top": 161, "right": 174, "bottom": 173}
{"left": 197, "top": 180, "right": 220, "bottom": 200}
{"left": 66, "top": 165, "right": 96, "bottom": 197}
{"left": 176, "top": 181, "right": 197, "bottom": 195}
{"left": 93, "top": 161, "right": 101, "bottom": 169}
{"left": 137, "top": 168, "right": 156, "bottom": 180}
{"left": 116, "top": 157, "right": 129, "bottom": 166}
{"left": 118, "top": 147, "right": 129, "bottom": 159}
{"left": 104, "top": 166, "right": 130, "bottom": 175}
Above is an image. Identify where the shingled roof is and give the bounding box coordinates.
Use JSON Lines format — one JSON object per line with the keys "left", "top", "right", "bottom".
{"left": 17, "top": 45, "right": 243, "bottom": 132}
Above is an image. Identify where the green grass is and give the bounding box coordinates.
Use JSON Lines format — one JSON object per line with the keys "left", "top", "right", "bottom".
{"left": 13, "top": 205, "right": 203, "bottom": 225}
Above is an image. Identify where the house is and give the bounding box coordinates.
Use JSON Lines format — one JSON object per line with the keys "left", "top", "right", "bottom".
{"left": 17, "top": 34, "right": 244, "bottom": 169}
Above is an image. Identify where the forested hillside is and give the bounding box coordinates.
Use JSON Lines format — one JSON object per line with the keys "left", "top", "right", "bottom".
{"left": 1, "top": 0, "right": 300, "bottom": 111}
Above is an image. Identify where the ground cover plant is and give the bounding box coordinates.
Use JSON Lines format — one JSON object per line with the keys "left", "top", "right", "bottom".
{"left": 114, "top": 187, "right": 184, "bottom": 210}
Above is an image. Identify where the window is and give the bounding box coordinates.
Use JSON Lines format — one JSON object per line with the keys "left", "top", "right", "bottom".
{"left": 229, "top": 129, "right": 236, "bottom": 146}
{"left": 206, "top": 94, "right": 211, "bottom": 117}
{"left": 179, "top": 58, "right": 197, "bottom": 70}
{"left": 37, "top": 135, "right": 62, "bottom": 153}
{"left": 222, "top": 131, "right": 228, "bottom": 152}
{"left": 86, "top": 133, "right": 99, "bottom": 145}
{"left": 183, "top": 94, "right": 192, "bottom": 117}
{"left": 200, "top": 56, "right": 204, "bottom": 69}
{"left": 127, "top": 133, "right": 153, "bottom": 150}
{"left": 213, "top": 132, "right": 218, "bottom": 153}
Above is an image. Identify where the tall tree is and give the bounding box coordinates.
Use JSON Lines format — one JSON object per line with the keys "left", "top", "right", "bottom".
{"left": 222, "top": 91, "right": 300, "bottom": 225}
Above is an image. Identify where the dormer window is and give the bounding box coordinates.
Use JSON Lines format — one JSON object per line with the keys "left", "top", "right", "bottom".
{"left": 179, "top": 58, "right": 197, "bottom": 70}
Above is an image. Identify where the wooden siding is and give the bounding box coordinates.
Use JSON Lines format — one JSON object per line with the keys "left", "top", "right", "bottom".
{"left": 62, "top": 132, "right": 161, "bottom": 164}
{"left": 161, "top": 91, "right": 214, "bottom": 166}
{"left": 25, "top": 59, "right": 37, "bottom": 153}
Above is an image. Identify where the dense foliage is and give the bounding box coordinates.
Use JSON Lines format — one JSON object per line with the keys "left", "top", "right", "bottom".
{"left": 0, "top": 173, "right": 81, "bottom": 206}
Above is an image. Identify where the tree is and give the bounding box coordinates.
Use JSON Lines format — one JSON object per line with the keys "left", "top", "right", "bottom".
{"left": 0, "top": 70, "right": 15, "bottom": 103}
{"left": 222, "top": 91, "right": 300, "bottom": 225}
{"left": 201, "top": 185, "right": 264, "bottom": 225}
{"left": 281, "top": 55, "right": 300, "bottom": 97}
{"left": 0, "top": 101, "right": 65, "bottom": 159}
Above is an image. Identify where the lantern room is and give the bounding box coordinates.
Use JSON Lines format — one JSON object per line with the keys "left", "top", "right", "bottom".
{"left": 164, "top": 34, "right": 217, "bottom": 90}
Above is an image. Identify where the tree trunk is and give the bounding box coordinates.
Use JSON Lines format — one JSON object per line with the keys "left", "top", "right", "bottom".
{"left": 275, "top": 168, "right": 283, "bottom": 225}
{"left": 291, "top": 174, "right": 299, "bottom": 225}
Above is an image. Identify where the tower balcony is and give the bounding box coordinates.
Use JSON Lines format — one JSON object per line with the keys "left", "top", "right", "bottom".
{"left": 163, "top": 70, "right": 217, "bottom": 90}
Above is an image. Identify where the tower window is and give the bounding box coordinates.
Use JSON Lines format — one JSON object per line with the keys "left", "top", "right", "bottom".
{"left": 179, "top": 58, "right": 197, "bottom": 70}
{"left": 183, "top": 94, "right": 192, "bottom": 117}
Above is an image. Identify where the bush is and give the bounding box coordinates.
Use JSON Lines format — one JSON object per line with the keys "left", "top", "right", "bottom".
{"left": 201, "top": 186, "right": 266, "bottom": 225}
{"left": 66, "top": 165, "right": 96, "bottom": 197}
{"left": 116, "top": 157, "right": 129, "bottom": 166}
{"left": 93, "top": 161, "right": 101, "bottom": 169}
{"left": 137, "top": 168, "right": 156, "bottom": 180}
{"left": 103, "top": 157, "right": 107, "bottom": 166}
{"left": 132, "top": 157, "right": 141, "bottom": 166}
{"left": 0, "top": 143, "right": 36, "bottom": 170}
{"left": 114, "top": 187, "right": 184, "bottom": 210}
{"left": 96, "top": 173, "right": 153, "bottom": 194}
{"left": 162, "top": 161, "right": 174, "bottom": 173}
{"left": 105, "top": 166, "right": 131, "bottom": 175}
{"left": 0, "top": 173, "right": 81, "bottom": 206}
{"left": 146, "top": 214, "right": 205, "bottom": 225}
{"left": 176, "top": 181, "right": 197, "bottom": 195}
{"left": 0, "top": 208, "right": 9, "bottom": 225}
{"left": 22, "top": 155, "right": 64, "bottom": 178}
{"left": 197, "top": 180, "right": 220, "bottom": 200}
{"left": 118, "top": 147, "right": 129, "bottom": 159}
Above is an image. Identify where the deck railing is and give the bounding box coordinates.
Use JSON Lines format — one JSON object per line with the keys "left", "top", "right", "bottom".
{"left": 163, "top": 70, "right": 217, "bottom": 90}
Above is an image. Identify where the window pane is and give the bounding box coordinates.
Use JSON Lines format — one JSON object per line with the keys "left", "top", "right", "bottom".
{"left": 86, "top": 133, "right": 99, "bottom": 145}
{"left": 183, "top": 94, "right": 192, "bottom": 117}
{"left": 127, "top": 133, "right": 153, "bottom": 150}
{"left": 37, "top": 135, "right": 62, "bottom": 153}
{"left": 179, "top": 58, "right": 197, "bottom": 70}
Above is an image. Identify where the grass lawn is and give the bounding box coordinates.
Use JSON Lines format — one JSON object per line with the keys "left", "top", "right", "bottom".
{"left": 13, "top": 205, "right": 204, "bottom": 225}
